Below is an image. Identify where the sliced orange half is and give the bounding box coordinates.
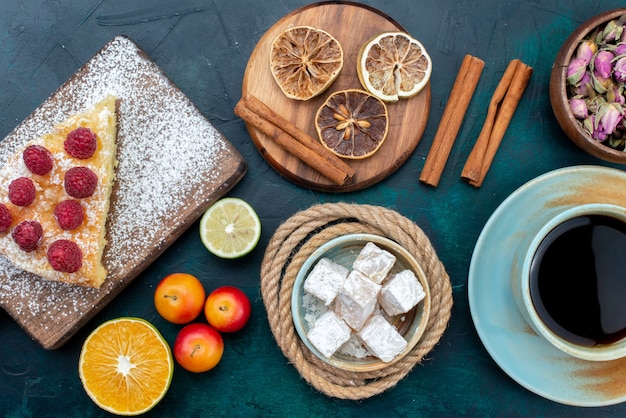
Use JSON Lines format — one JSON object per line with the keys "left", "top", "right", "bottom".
{"left": 357, "top": 31, "right": 432, "bottom": 102}
{"left": 79, "top": 317, "right": 173, "bottom": 416}
{"left": 270, "top": 25, "right": 344, "bottom": 100}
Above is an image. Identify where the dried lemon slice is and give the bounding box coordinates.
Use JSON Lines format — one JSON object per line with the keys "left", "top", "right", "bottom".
{"left": 315, "top": 89, "right": 389, "bottom": 159}
{"left": 357, "top": 31, "right": 432, "bottom": 102}
{"left": 270, "top": 26, "right": 344, "bottom": 101}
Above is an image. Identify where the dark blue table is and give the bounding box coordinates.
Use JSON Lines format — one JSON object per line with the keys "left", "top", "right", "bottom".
{"left": 1, "top": 1, "right": 625, "bottom": 416}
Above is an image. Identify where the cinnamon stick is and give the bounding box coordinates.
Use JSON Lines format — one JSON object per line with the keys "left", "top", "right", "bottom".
{"left": 234, "top": 97, "right": 354, "bottom": 186}
{"left": 419, "top": 54, "right": 485, "bottom": 187}
{"left": 461, "top": 60, "right": 533, "bottom": 187}
{"left": 242, "top": 95, "right": 354, "bottom": 179}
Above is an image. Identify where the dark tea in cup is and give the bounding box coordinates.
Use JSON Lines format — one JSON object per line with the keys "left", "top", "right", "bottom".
{"left": 529, "top": 214, "right": 626, "bottom": 347}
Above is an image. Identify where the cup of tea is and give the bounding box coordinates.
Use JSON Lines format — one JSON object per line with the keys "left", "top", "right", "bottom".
{"left": 518, "top": 203, "right": 626, "bottom": 361}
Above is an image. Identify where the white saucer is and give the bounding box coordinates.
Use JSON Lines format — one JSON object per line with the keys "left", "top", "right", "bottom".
{"left": 469, "top": 165, "right": 626, "bottom": 407}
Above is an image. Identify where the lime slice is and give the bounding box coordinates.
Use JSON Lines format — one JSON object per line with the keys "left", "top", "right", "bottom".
{"left": 199, "top": 197, "right": 261, "bottom": 258}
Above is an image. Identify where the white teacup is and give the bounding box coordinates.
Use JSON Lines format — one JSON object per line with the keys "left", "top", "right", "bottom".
{"left": 518, "top": 203, "right": 626, "bottom": 361}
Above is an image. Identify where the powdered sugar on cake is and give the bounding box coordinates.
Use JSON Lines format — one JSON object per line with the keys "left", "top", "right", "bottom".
{"left": 0, "top": 97, "right": 116, "bottom": 288}
{"left": 0, "top": 36, "right": 232, "bottom": 323}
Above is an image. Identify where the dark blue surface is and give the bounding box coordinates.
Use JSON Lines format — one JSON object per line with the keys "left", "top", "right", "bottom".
{"left": 2, "top": 1, "right": 626, "bottom": 416}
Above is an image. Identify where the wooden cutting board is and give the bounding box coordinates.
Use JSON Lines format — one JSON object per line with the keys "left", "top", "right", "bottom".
{"left": 0, "top": 36, "right": 247, "bottom": 349}
{"left": 242, "top": 2, "right": 430, "bottom": 192}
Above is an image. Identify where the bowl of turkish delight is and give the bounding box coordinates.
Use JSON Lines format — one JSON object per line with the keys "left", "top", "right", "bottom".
{"left": 291, "top": 233, "right": 431, "bottom": 372}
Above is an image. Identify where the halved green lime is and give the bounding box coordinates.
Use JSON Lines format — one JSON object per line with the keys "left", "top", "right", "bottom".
{"left": 199, "top": 197, "right": 261, "bottom": 258}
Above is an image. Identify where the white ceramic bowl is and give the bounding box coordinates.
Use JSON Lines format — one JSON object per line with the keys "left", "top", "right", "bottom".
{"left": 291, "top": 233, "right": 430, "bottom": 372}
{"left": 518, "top": 203, "right": 626, "bottom": 361}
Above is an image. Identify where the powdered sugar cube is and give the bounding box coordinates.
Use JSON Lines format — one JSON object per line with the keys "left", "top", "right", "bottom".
{"left": 307, "top": 311, "right": 351, "bottom": 358}
{"left": 357, "top": 314, "right": 408, "bottom": 362}
{"left": 337, "top": 270, "right": 381, "bottom": 331}
{"left": 379, "top": 270, "right": 426, "bottom": 316}
{"left": 352, "top": 242, "right": 396, "bottom": 284}
{"left": 303, "top": 258, "right": 349, "bottom": 305}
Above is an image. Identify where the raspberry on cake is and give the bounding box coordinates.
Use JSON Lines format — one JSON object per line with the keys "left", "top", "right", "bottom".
{"left": 12, "top": 220, "right": 43, "bottom": 252}
{"left": 23, "top": 145, "right": 53, "bottom": 175}
{"left": 65, "top": 166, "right": 98, "bottom": 198}
{"left": 0, "top": 95, "right": 118, "bottom": 288}
{"left": 54, "top": 200, "right": 84, "bottom": 230}
{"left": 65, "top": 127, "right": 97, "bottom": 159}
{"left": 8, "top": 177, "right": 36, "bottom": 207}
{"left": 47, "top": 239, "right": 82, "bottom": 273}
{"left": 0, "top": 203, "right": 12, "bottom": 232}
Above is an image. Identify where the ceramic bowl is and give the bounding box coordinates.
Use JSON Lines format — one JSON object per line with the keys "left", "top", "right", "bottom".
{"left": 518, "top": 203, "right": 626, "bottom": 361}
{"left": 550, "top": 8, "right": 626, "bottom": 163}
{"left": 291, "top": 233, "right": 430, "bottom": 372}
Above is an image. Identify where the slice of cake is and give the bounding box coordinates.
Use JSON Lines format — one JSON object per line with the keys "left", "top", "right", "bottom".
{"left": 0, "top": 95, "right": 118, "bottom": 288}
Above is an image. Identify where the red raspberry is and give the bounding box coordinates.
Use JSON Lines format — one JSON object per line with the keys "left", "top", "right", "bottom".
{"left": 53, "top": 199, "right": 84, "bottom": 230}
{"left": 0, "top": 203, "right": 12, "bottom": 233}
{"left": 65, "top": 127, "right": 97, "bottom": 159}
{"left": 47, "top": 239, "right": 82, "bottom": 273}
{"left": 8, "top": 177, "right": 36, "bottom": 206}
{"left": 23, "top": 145, "right": 53, "bottom": 175}
{"left": 64, "top": 166, "right": 98, "bottom": 198}
{"left": 12, "top": 220, "right": 43, "bottom": 252}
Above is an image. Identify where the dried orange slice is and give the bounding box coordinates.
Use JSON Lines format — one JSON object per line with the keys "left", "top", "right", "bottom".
{"left": 315, "top": 89, "right": 388, "bottom": 159}
{"left": 270, "top": 26, "right": 343, "bottom": 100}
{"left": 79, "top": 317, "right": 174, "bottom": 416}
{"left": 357, "top": 31, "right": 432, "bottom": 102}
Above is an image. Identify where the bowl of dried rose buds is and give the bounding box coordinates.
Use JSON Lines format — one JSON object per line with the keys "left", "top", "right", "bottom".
{"left": 550, "top": 8, "right": 626, "bottom": 163}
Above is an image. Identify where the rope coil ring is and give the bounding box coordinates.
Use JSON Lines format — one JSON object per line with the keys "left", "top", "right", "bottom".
{"left": 260, "top": 203, "right": 453, "bottom": 400}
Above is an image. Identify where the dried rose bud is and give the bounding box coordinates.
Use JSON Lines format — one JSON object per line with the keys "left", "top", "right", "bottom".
{"left": 608, "top": 135, "right": 626, "bottom": 150}
{"left": 607, "top": 83, "right": 626, "bottom": 104}
{"left": 594, "top": 50, "right": 615, "bottom": 79}
{"left": 569, "top": 97, "right": 589, "bottom": 119}
{"left": 587, "top": 95, "right": 607, "bottom": 113}
{"left": 614, "top": 56, "right": 626, "bottom": 83}
{"left": 593, "top": 102, "right": 624, "bottom": 141}
{"left": 576, "top": 40, "right": 597, "bottom": 64}
{"left": 615, "top": 43, "right": 626, "bottom": 56}
{"left": 583, "top": 115, "right": 596, "bottom": 137}
{"left": 591, "top": 72, "right": 611, "bottom": 94}
{"left": 602, "top": 19, "right": 624, "bottom": 43}
{"left": 572, "top": 71, "right": 593, "bottom": 96}
{"left": 567, "top": 57, "right": 589, "bottom": 86}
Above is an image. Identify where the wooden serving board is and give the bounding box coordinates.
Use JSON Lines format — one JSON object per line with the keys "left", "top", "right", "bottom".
{"left": 0, "top": 36, "right": 247, "bottom": 349}
{"left": 242, "top": 1, "right": 430, "bottom": 192}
